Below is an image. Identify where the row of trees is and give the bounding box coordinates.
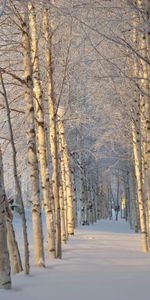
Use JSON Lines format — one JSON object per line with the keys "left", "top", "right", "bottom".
{"left": 0, "top": 0, "right": 108, "bottom": 289}
{"left": 1, "top": 0, "right": 150, "bottom": 291}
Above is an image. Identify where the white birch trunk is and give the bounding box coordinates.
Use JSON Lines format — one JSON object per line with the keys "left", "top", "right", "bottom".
{"left": 28, "top": 2, "right": 55, "bottom": 259}
{"left": 139, "top": 0, "right": 150, "bottom": 243}
{"left": 57, "top": 108, "right": 74, "bottom": 234}
{"left": 59, "top": 147, "right": 68, "bottom": 240}
{"left": 131, "top": 5, "right": 148, "bottom": 251}
{"left": 132, "top": 122, "right": 148, "bottom": 251}
{"left": 22, "top": 14, "right": 45, "bottom": 266}
{"left": 43, "top": 8, "right": 61, "bottom": 258}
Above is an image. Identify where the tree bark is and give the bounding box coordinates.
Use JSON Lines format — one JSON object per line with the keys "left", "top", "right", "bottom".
{"left": 22, "top": 13, "right": 45, "bottom": 266}
{"left": 43, "top": 8, "right": 61, "bottom": 258}
{"left": 59, "top": 183, "right": 67, "bottom": 243}
{"left": 132, "top": 122, "right": 148, "bottom": 251}
{"left": 6, "top": 200, "right": 23, "bottom": 274}
{"left": 57, "top": 108, "right": 74, "bottom": 234}
{"left": 0, "top": 72, "right": 29, "bottom": 274}
{"left": 131, "top": 4, "right": 148, "bottom": 251}
{"left": 0, "top": 147, "right": 11, "bottom": 289}
{"left": 59, "top": 144, "right": 68, "bottom": 240}
{"left": 130, "top": 163, "right": 140, "bottom": 233}
{"left": 28, "top": 2, "right": 55, "bottom": 259}
{"left": 71, "top": 159, "right": 78, "bottom": 228}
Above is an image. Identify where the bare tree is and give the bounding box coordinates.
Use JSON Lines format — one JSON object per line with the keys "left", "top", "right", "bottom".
{"left": 0, "top": 146, "right": 11, "bottom": 289}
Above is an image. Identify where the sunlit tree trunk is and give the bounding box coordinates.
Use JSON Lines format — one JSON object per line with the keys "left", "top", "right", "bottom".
{"left": 22, "top": 14, "right": 45, "bottom": 266}
{"left": 136, "top": 0, "right": 150, "bottom": 242}
{"left": 132, "top": 122, "right": 148, "bottom": 251}
{"left": 57, "top": 108, "right": 74, "bottom": 234}
{"left": 58, "top": 124, "right": 67, "bottom": 242}
{"left": 139, "top": 36, "right": 150, "bottom": 236}
{"left": 43, "top": 8, "right": 61, "bottom": 258}
{"left": 28, "top": 2, "right": 55, "bottom": 259}
{"left": 138, "top": 2, "right": 150, "bottom": 242}
{"left": 0, "top": 147, "right": 11, "bottom": 289}
{"left": 59, "top": 144, "right": 68, "bottom": 240}
{"left": 131, "top": 6, "right": 148, "bottom": 251}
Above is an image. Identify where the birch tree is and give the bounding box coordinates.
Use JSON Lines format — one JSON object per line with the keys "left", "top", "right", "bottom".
{"left": 28, "top": 1, "right": 55, "bottom": 259}
{"left": 0, "top": 71, "right": 30, "bottom": 273}
{"left": 22, "top": 9, "right": 45, "bottom": 266}
{"left": 43, "top": 7, "right": 61, "bottom": 258}
{"left": 57, "top": 107, "right": 74, "bottom": 234}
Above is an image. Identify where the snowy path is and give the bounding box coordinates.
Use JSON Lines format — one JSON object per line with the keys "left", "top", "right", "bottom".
{"left": 1, "top": 220, "right": 150, "bottom": 300}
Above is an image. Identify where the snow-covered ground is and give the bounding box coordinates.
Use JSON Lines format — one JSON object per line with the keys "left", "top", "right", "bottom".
{"left": 1, "top": 219, "right": 150, "bottom": 300}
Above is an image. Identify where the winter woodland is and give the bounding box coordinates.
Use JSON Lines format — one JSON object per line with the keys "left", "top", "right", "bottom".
{"left": 0, "top": 1, "right": 150, "bottom": 299}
